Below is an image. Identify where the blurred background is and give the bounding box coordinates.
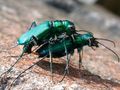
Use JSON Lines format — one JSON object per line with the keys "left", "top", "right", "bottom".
{"left": 0, "top": 0, "right": 120, "bottom": 90}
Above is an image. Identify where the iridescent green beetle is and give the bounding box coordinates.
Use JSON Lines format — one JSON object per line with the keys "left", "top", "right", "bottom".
{"left": 9, "top": 33, "right": 119, "bottom": 87}
{"left": 0, "top": 20, "right": 78, "bottom": 77}
{"left": 0, "top": 20, "right": 93, "bottom": 81}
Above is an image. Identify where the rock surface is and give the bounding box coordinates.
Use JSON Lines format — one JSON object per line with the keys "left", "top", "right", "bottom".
{"left": 0, "top": 0, "right": 120, "bottom": 90}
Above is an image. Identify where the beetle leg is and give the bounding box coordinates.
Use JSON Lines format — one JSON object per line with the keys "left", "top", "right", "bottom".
{"left": 63, "top": 39, "right": 69, "bottom": 79}
{"left": 0, "top": 51, "right": 24, "bottom": 78}
{"left": 30, "top": 36, "right": 38, "bottom": 46}
{"left": 0, "top": 36, "right": 38, "bottom": 77}
{"left": 77, "top": 48, "right": 83, "bottom": 69}
{"left": 0, "top": 42, "right": 37, "bottom": 77}
{"left": 8, "top": 56, "right": 46, "bottom": 90}
{"left": 48, "top": 42, "right": 53, "bottom": 81}
{"left": 0, "top": 43, "right": 34, "bottom": 77}
{"left": 77, "top": 48, "right": 84, "bottom": 78}
{"left": 71, "top": 34, "right": 75, "bottom": 41}
{"left": 78, "top": 50, "right": 82, "bottom": 70}
{"left": 64, "top": 42, "right": 69, "bottom": 74}
{"left": 28, "top": 21, "right": 37, "bottom": 30}
{"left": 24, "top": 36, "right": 38, "bottom": 53}
{"left": 60, "top": 40, "right": 70, "bottom": 82}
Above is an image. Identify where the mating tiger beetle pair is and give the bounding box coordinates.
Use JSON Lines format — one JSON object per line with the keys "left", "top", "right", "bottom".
{"left": 0, "top": 20, "right": 119, "bottom": 89}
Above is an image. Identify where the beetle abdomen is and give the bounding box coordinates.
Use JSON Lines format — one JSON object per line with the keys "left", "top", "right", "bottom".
{"left": 37, "top": 39, "right": 74, "bottom": 58}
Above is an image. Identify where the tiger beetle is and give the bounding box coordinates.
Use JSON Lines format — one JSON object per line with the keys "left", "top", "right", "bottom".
{"left": 0, "top": 20, "right": 75, "bottom": 76}
{"left": 0, "top": 20, "right": 92, "bottom": 80}
{"left": 8, "top": 32, "right": 119, "bottom": 89}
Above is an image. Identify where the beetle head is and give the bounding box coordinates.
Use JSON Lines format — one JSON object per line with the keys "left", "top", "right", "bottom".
{"left": 81, "top": 32, "right": 119, "bottom": 61}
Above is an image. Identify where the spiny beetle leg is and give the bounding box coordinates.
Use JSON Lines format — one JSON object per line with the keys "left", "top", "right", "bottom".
{"left": 78, "top": 52, "right": 82, "bottom": 68}
{"left": 48, "top": 41, "right": 53, "bottom": 82}
{"left": 60, "top": 39, "right": 70, "bottom": 82}
{"left": 60, "top": 55, "right": 71, "bottom": 82}
{"left": 77, "top": 48, "right": 84, "bottom": 69}
{"left": 64, "top": 38, "right": 70, "bottom": 74}
{"left": 77, "top": 48, "right": 84, "bottom": 78}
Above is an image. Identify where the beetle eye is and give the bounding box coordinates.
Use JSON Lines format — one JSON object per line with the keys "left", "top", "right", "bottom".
{"left": 70, "top": 26, "right": 75, "bottom": 30}
{"left": 69, "top": 25, "right": 75, "bottom": 32}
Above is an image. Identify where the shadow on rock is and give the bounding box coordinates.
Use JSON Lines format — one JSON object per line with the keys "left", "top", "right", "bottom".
{"left": 36, "top": 60, "right": 120, "bottom": 87}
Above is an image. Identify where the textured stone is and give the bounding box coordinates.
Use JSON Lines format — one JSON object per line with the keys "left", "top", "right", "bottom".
{"left": 0, "top": 0, "right": 120, "bottom": 90}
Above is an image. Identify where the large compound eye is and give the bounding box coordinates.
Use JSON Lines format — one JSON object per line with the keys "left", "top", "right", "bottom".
{"left": 89, "top": 38, "right": 99, "bottom": 47}
{"left": 68, "top": 25, "right": 75, "bottom": 32}
{"left": 70, "top": 25, "right": 75, "bottom": 29}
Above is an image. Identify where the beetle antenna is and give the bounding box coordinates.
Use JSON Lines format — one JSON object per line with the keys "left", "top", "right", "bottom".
{"left": 97, "top": 41, "right": 119, "bottom": 62}
{"left": 95, "top": 38, "right": 115, "bottom": 47}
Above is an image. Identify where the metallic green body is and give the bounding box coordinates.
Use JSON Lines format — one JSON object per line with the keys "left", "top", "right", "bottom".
{"left": 17, "top": 20, "right": 75, "bottom": 45}
{"left": 37, "top": 33, "right": 93, "bottom": 57}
